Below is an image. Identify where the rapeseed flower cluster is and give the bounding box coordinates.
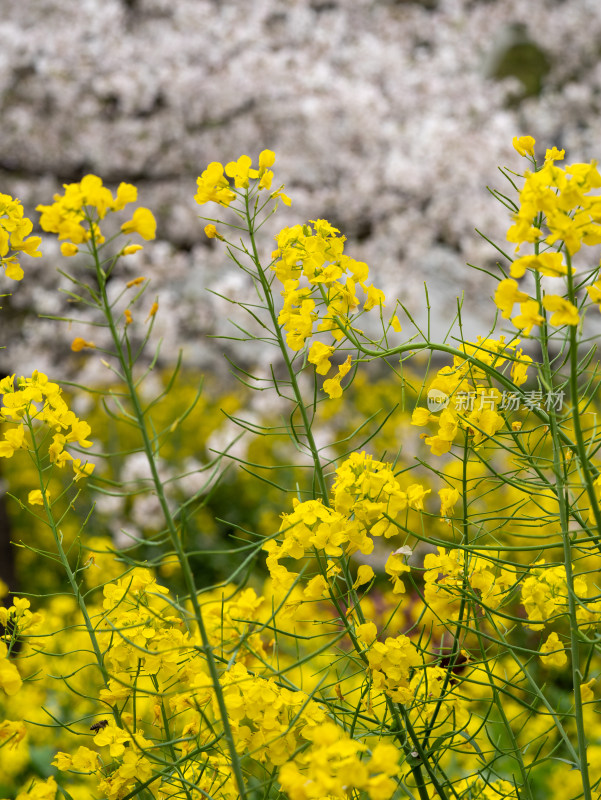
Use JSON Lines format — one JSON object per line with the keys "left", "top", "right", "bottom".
{"left": 55, "top": 728, "right": 154, "bottom": 800}
{"left": 277, "top": 721, "right": 401, "bottom": 800}
{"left": 333, "top": 451, "right": 429, "bottom": 534}
{"left": 423, "top": 546, "right": 515, "bottom": 625}
{"left": 37, "top": 174, "right": 156, "bottom": 252}
{"left": 219, "top": 663, "right": 326, "bottom": 766}
{"left": 99, "top": 567, "right": 186, "bottom": 686}
{"left": 204, "top": 586, "right": 267, "bottom": 665}
{"left": 263, "top": 451, "right": 429, "bottom": 613}
{"left": 9, "top": 777, "right": 58, "bottom": 800}
{"left": 521, "top": 561, "right": 601, "bottom": 631}
{"left": 456, "top": 775, "right": 519, "bottom": 800}
{"left": 0, "top": 371, "right": 94, "bottom": 481}
{"left": 91, "top": 729, "right": 154, "bottom": 800}
{"left": 508, "top": 141, "right": 601, "bottom": 256}
{"left": 410, "top": 337, "right": 531, "bottom": 456}
{"left": 0, "top": 597, "right": 42, "bottom": 648}
{"left": 0, "top": 642, "right": 22, "bottom": 697}
{"left": 271, "top": 220, "right": 387, "bottom": 397}
{"left": 194, "top": 150, "right": 284, "bottom": 207}
{"left": 0, "top": 193, "right": 42, "bottom": 280}
{"left": 366, "top": 634, "right": 421, "bottom": 703}
{"left": 35, "top": 562, "right": 413, "bottom": 800}
{"left": 407, "top": 665, "right": 470, "bottom": 749}
{"left": 495, "top": 138, "right": 601, "bottom": 334}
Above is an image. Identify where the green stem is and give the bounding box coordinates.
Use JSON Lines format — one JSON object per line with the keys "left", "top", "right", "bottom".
{"left": 421, "top": 431, "right": 470, "bottom": 752}
{"left": 91, "top": 242, "right": 248, "bottom": 800}
{"left": 27, "top": 416, "right": 120, "bottom": 727}
{"left": 550, "top": 251, "right": 593, "bottom": 800}
{"left": 243, "top": 193, "right": 329, "bottom": 503}
{"left": 565, "top": 249, "right": 601, "bottom": 534}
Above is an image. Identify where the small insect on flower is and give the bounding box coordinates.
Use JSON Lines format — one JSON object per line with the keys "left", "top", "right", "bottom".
{"left": 89, "top": 719, "right": 109, "bottom": 732}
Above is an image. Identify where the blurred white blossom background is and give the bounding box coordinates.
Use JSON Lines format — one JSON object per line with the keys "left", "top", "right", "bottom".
{"left": 2, "top": 0, "right": 601, "bottom": 380}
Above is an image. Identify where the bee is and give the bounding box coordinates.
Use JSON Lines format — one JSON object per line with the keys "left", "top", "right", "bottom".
{"left": 90, "top": 719, "right": 109, "bottom": 732}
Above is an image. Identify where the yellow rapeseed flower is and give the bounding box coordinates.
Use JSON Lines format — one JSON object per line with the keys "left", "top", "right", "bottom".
{"left": 512, "top": 135, "right": 536, "bottom": 157}
{"left": 71, "top": 337, "right": 95, "bottom": 352}
{"left": 323, "top": 355, "right": 352, "bottom": 399}
{"left": 146, "top": 301, "right": 159, "bottom": 321}
{"left": 27, "top": 489, "right": 50, "bottom": 506}
{"left": 122, "top": 244, "right": 143, "bottom": 255}
{"left": 0, "top": 192, "right": 42, "bottom": 280}
{"left": 439, "top": 487, "right": 459, "bottom": 517}
{"left": 60, "top": 242, "right": 79, "bottom": 257}
{"left": 542, "top": 294, "right": 580, "bottom": 326}
{"left": 121, "top": 207, "right": 157, "bottom": 240}
{"left": 512, "top": 299, "right": 544, "bottom": 335}
{"left": 540, "top": 631, "right": 568, "bottom": 668}
{"left": 494, "top": 278, "right": 529, "bottom": 319}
